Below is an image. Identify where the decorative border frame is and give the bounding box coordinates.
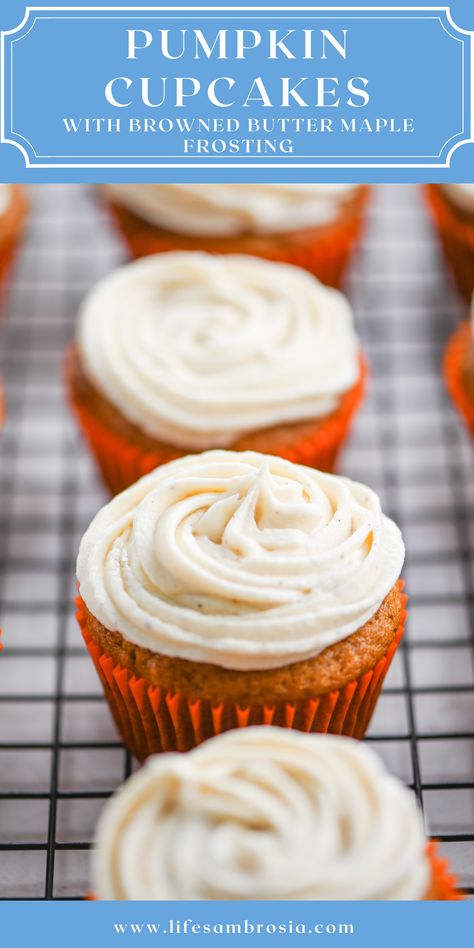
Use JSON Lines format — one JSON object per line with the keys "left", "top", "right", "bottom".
{"left": 1, "top": 5, "right": 473, "bottom": 168}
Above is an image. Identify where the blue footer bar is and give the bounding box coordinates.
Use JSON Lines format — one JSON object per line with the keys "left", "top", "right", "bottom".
{"left": 0, "top": 901, "right": 472, "bottom": 948}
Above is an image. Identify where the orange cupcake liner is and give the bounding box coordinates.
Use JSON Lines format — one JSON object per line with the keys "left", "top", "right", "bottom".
{"left": 425, "top": 184, "right": 474, "bottom": 302}
{"left": 427, "top": 841, "right": 463, "bottom": 901}
{"left": 76, "top": 587, "right": 406, "bottom": 762}
{"left": 0, "top": 185, "right": 28, "bottom": 307}
{"left": 104, "top": 192, "right": 370, "bottom": 289}
{"left": 87, "top": 843, "right": 462, "bottom": 901}
{"left": 443, "top": 321, "right": 474, "bottom": 436}
{"left": 0, "top": 238, "right": 19, "bottom": 295}
{"left": 66, "top": 349, "right": 367, "bottom": 495}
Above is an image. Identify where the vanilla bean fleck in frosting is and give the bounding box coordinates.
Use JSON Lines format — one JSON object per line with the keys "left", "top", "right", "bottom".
{"left": 93, "top": 728, "right": 429, "bottom": 900}
{"left": 77, "top": 252, "right": 360, "bottom": 450}
{"left": 102, "top": 183, "right": 360, "bottom": 236}
{"left": 441, "top": 183, "right": 474, "bottom": 214}
{"left": 77, "top": 450, "right": 404, "bottom": 671}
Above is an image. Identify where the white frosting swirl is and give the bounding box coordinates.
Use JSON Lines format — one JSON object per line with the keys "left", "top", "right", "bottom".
{"left": 93, "top": 728, "right": 430, "bottom": 900}
{"left": 77, "top": 450, "right": 404, "bottom": 671}
{"left": 78, "top": 252, "right": 360, "bottom": 450}
{"left": 103, "top": 183, "right": 360, "bottom": 236}
{"left": 0, "top": 185, "right": 12, "bottom": 216}
{"left": 441, "top": 184, "right": 474, "bottom": 215}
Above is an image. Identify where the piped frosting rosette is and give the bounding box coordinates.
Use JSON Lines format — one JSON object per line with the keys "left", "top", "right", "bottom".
{"left": 77, "top": 252, "right": 360, "bottom": 451}
{"left": 93, "top": 728, "right": 430, "bottom": 900}
{"left": 440, "top": 184, "right": 474, "bottom": 215}
{"left": 102, "top": 183, "right": 360, "bottom": 236}
{"left": 77, "top": 450, "right": 404, "bottom": 671}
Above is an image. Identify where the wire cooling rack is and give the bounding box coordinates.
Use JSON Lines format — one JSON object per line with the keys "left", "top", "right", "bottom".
{"left": 0, "top": 184, "right": 473, "bottom": 900}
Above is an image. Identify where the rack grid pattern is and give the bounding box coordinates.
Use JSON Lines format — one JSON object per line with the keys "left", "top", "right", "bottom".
{"left": 0, "top": 184, "right": 473, "bottom": 899}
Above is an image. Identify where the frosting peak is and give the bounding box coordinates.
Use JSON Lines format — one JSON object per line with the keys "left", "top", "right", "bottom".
{"left": 102, "top": 183, "right": 360, "bottom": 236}
{"left": 441, "top": 183, "right": 474, "bottom": 214}
{"left": 77, "top": 450, "right": 405, "bottom": 670}
{"left": 0, "top": 184, "right": 12, "bottom": 216}
{"left": 77, "top": 252, "right": 360, "bottom": 450}
{"left": 93, "top": 728, "right": 430, "bottom": 900}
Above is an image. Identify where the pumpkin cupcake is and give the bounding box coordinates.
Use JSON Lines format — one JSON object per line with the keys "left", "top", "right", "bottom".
{"left": 0, "top": 185, "right": 27, "bottom": 302}
{"left": 101, "top": 184, "right": 370, "bottom": 287}
{"left": 66, "top": 252, "right": 366, "bottom": 494}
{"left": 92, "top": 728, "right": 460, "bottom": 900}
{"left": 444, "top": 294, "right": 474, "bottom": 434}
{"left": 76, "top": 450, "right": 406, "bottom": 760}
{"left": 426, "top": 184, "right": 474, "bottom": 300}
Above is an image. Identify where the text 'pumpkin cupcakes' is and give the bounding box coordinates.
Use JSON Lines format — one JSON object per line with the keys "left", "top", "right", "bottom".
{"left": 92, "top": 728, "right": 460, "bottom": 900}
{"left": 0, "top": 185, "right": 27, "bottom": 302}
{"left": 76, "top": 450, "right": 406, "bottom": 760}
{"left": 444, "top": 298, "right": 474, "bottom": 435}
{"left": 426, "top": 184, "right": 474, "bottom": 301}
{"left": 67, "top": 252, "right": 366, "bottom": 494}
{"left": 101, "top": 183, "right": 370, "bottom": 287}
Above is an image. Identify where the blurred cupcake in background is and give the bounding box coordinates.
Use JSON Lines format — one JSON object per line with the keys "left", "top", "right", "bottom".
{"left": 426, "top": 184, "right": 474, "bottom": 301}
{"left": 101, "top": 184, "right": 371, "bottom": 288}
{"left": 444, "top": 293, "right": 474, "bottom": 434}
{"left": 0, "top": 185, "right": 27, "bottom": 304}
{"left": 76, "top": 449, "right": 406, "bottom": 759}
{"left": 0, "top": 183, "right": 27, "bottom": 429}
{"left": 92, "top": 728, "right": 460, "bottom": 900}
{"left": 66, "top": 252, "right": 366, "bottom": 494}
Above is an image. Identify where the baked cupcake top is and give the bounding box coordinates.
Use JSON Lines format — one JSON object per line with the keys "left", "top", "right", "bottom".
{"left": 441, "top": 184, "right": 474, "bottom": 214}
{"left": 93, "top": 728, "right": 429, "bottom": 900}
{"left": 77, "top": 252, "right": 360, "bottom": 449}
{"left": 77, "top": 450, "right": 404, "bottom": 670}
{"left": 102, "top": 183, "right": 360, "bottom": 236}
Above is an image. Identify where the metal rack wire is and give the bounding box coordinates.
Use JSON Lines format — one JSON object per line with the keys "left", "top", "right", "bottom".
{"left": 0, "top": 184, "right": 473, "bottom": 899}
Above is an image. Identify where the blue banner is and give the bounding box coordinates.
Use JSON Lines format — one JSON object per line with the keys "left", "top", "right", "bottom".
{"left": 0, "top": 1, "right": 473, "bottom": 180}
{"left": 0, "top": 900, "right": 473, "bottom": 948}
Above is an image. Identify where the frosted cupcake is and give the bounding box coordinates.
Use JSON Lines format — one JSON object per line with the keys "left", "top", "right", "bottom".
{"left": 76, "top": 450, "right": 406, "bottom": 759}
{"left": 426, "top": 184, "right": 474, "bottom": 300}
{"left": 0, "top": 185, "right": 27, "bottom": 302}
{"left": 101, "top": 184, "right": 370, "bottom": 287}
{"left": 92, "top": 728, "right": 460, "bottom": 900}
{"left": 66, "top": 252, "right": 366, "bottom": 494}
{"left": 444, "top": 291, "right": 474, "bottom": 433}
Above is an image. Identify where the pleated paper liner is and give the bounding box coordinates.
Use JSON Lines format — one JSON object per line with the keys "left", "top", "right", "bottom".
{"left": 444, "top": 321, "right": 474, "bottom": 436}
{"left": 426, "top": 842, "right": 464, "bottom": 901}
{"left": 0, "top": 239, "right": 20, "bottom": 297}
{"left": 425, "top": 184, "right": 474, "bottom": 302}
{"left": 65, "top": 346, "right": 367, "bottom": 496}
{"left": 103, "top": 188, "right": 371, "bottom": 289}
{"left": 0, "top": 185, "right": 28, "bottom": 309}
{"left": 76, "top": 586, "right": 406, "bottom": 762}
{"left": 86, "top": 843, "right": 462, "bottom": 901}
